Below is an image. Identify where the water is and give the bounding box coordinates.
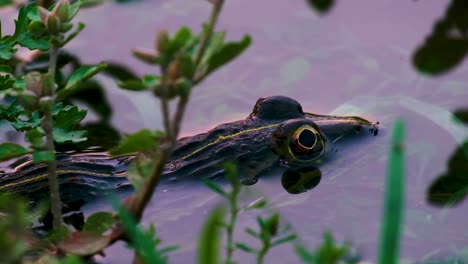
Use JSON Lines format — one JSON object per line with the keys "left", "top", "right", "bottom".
{"left": 2, "top": 0, "right": 468, "bottom": 263}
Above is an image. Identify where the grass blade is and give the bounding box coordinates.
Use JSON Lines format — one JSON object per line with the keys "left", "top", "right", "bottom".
{"left": 198, "top": 205, "right": 225, "bottom": 264}
{"left": 378, "top": 119, "right": 405, "bottom": 264}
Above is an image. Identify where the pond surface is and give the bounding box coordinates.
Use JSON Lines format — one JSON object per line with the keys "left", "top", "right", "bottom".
{"left": 2, "top": 0, "right": 468, "bottom": 263}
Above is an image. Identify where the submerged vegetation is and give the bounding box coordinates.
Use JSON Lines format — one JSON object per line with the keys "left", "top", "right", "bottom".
{"left": 0, "top": 0, "right": 466, "bottom": 263}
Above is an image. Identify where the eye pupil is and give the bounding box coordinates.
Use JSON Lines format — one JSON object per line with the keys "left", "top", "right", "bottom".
{"left": 298, "top": 129, "right": 316, "bottom": 148}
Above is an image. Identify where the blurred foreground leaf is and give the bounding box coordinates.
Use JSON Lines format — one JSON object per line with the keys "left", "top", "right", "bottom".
{"left": 305, "top": 0, "right": 335, "bottom": 14}
{"left": 378, "top": 119, "right": 405, "bottom": 264}
{"left": 198, "top": 205, "right": 225, "bottom": 264}
{"left": 427, "top": 140, "right": 468, "bottom": 206}
{"left": 0, "top": 142, "right": 29, "bottom": 161}
{"left": 413, "top": 0, "right": 468, "bottom": 75}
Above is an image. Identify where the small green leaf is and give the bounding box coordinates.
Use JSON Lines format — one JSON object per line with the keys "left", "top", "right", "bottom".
{"left": 202, "top": 179, "right": 227, "bottom": 198}
{"left": 142, "top": 74, "right": 161, "bottom": 88}
{"left": 203, "top": 35, "right": 251, "bottom": 78}
{"left": 18, "top": 32, "right": 50, "bottom": 50}
{"left": 111, "top": 198, "right": 166, "bottom": 264}
{"left": 83, "top": 212, "right": 114, "bottom": 234}
{"left": 245, "top": 197, "right": 267, "bottom": 210}
{"left": 57, "top": 63, "right": 107, "bottom": 100}
{"left": 68, "top": 0, "right": 81, "bottom": 21}
{"left": 79, "top": 0, "right": 106, "bottom": 8}
{"left": 0, "top": 143, "right": 29, "bottom": 161}
{"left": 110, "top": 129, "right": 164, "bottom": 156}
{"left": 235, "top": 242, "right": 256, "bottom": 253}
{"left": 33, "top": 150, "right": 55, "bottom": 163}
{"left": 53, "top": 104, "right": 87, "bottom": 130}
{"left": 271, "top": 234, "right": 297, "bottom": 247}
{"left": 245, "top": 227, "right": 260, "bottom": 238}
{"left": 168, "top": 26, "right": 193, "bottom": 55}
{"left": 25, "top": 127, "right": 45, "bottom": 149}
{"left": 118, "top": 79, "right": 149, "bottom": 91}
{"left": 198, "top": 205, "right": 225, "bottom": 264}
{"left": 53, "top": 128, "right": 87, "bottom": 143}
{"left": 11, "top": 111, "right": 41, "bottom": 131}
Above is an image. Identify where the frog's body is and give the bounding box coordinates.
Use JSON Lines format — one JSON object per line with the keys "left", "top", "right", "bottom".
{"left": 0, "top": 96, "right": 378, "bottom": 205}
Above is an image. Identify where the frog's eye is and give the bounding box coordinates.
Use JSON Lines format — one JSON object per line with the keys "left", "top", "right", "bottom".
{"left": 273, "top": 119, "right": 325, "bottom": 162}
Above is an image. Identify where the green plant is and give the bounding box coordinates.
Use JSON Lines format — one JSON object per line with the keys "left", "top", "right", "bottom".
{"left": 295, "top": 231, "right": 357, "bottom": 264}
{"left": 0, "top": 0, "right": 105, "bottom": 229}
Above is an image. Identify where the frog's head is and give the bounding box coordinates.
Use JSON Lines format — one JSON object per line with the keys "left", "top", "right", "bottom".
{"left": 252, "top": 96, "right": 379, "bottom": 166}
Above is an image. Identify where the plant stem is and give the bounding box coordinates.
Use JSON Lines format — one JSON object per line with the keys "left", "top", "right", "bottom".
{"left": 225, "top": 192, "right": 239, "bottom": 262}
{"left": 45, "top": 43, "right": 62, "bottom": 228}
{"left": 194, "top": 0, "right": 225, "bottom": 69}
{"left": 127, "top": 0, "right": 226, "bottom": 221}
{"left": 256, "top": 242, "right": 269, "bottom": 264}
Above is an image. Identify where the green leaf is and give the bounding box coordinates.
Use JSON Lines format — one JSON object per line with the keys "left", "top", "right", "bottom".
{"left": 11, "top": 111, "right": 41, "bottom": 131}
{"left": 25, "top": 127, "right": 45, "bottom": 149}
{"left": 0, "top": 143, "right": 29, "bottom": 161}
{"left": 83, "top": 212, "right": 114, "bottom": 234}
{"left": 197, "top": 205, "right": 225, "bottom": 264}
{"left": 271, "top": 234, "right": 297, "bottom": 247}
{"left": 110, "top": 129, "right": 164, "bottom": 156}
{"left": 18, "top": 32, "right": 50, "bottom": 51}
{"left": 235, "top": 242, "right": 256, "bottom": 253}
{"left": 111, "top": 198, "right": 167, "bottom": 264}
{"left": 11, "top": 3, "right": 35, "bottom": 41}
{"left": 142, "top": 74, "right": 161, "bottom": 88}
{"left": 168, "top": 26, "right": 193, "bottom": 55}
{"left": 202, "top": 179, "right": 227, "bottom": 198}
{"left": 203, "top": 35, "right": 251, "bottom": 78}
{"left": 245, "top": 227, "right": 260, "bottom": 238}
{"left": 53, "top": 104, "right": 87, "bottom": 130}
{"left": 57, "top": 63, "right": 107, "bottom": 101}
{"left": 0, "top": 41, "right": 17, "bottom": 60}
{"left": 68, "top": 0, "right": 81, "bottom": 21}
{"left": 53, "top": 128, "right": 87, "bottom": 143}
{"left": 118, "top": 79, "right": 149, "bottom": 91}
{"left": 79, "top": 0, "right": 106, "bottom": 8}
{"left": 200, "top": 31, "right": 225, "bottom": 65}
{"left": 0, "top": 65, "right": 12, "bottom": 73}
{"left": 33, "top": 150, "right": 55, "bottom": 163}
{"left": 378, "top": 119, "right": 405, "bottom": 264}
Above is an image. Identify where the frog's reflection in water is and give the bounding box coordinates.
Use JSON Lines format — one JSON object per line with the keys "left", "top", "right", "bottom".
{"left": 281, "top": 167, "right": 322, "bottom": 194}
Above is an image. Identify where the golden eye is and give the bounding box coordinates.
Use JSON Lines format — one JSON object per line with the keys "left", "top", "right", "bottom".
{"left": 272, "top": 119, "right": 326, "bottom": 163}
{"left": 288, "top": 125, "right": 324, "bottom": 162}
{"left": 291, "top": 126, "right": 318, "bottom": 150}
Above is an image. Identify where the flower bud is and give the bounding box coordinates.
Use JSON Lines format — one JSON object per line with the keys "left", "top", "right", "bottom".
{"left": 38, "top": 6, "right": 49, "bottom": 23}
{"left": 132, "top": 48, "right": 157, "bottom": 64}
{"left": 156, "top": 30, "right": 170, "bottom": 53}
{"left": 167, "top": 60, "right": 181, "bottom": 82}
{"left": 46, "top": 15, "right": 61, "bottom": 34}
{"left": 25, "top": 72, "right": 43, "bottom": 96}
{"left": 54, "top": 0, "right": 70, "bottom": 22}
